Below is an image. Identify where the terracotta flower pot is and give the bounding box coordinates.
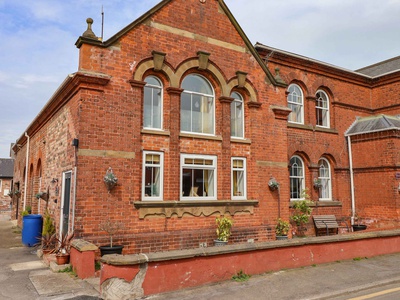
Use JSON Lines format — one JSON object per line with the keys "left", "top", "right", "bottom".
{"left": 56, "top": 254, "right": 70, "bottom": 265}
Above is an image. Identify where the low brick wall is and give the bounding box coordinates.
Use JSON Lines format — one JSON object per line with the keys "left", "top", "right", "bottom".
{"left": 100, "top": 230, "right": 400, "bottom": 300}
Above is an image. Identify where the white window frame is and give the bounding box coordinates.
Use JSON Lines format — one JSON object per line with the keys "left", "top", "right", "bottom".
{"left": 0, "top": 179, "right": 2, "bottom": 192}
{"left": 230, "top": 92, "right": 244, "bottom": 138}
{"left": 180, "top": 74, "right": 215, "bottom": 136}
{"left": 318, "top": 158, "right": 332, "bottom": 201}
{"left": 142, "top": 151, "right": 164, "bottom": 201}
{"left": 231, "top": 157, "right": 247, "bottom": 200}
{"left": 316, "top": 90, "right": 330, "bottom": 128}
{"left": 290, "top": 156, "right": 305, "bottom": 201}
{"left": 287, "top": 84, "right": 304, "bottom": 124}
{"left": 143, "top": 76, "right": 163, "bottom": 130}
{"left": 180, "top": 154, "right": 217, "bottom": 200}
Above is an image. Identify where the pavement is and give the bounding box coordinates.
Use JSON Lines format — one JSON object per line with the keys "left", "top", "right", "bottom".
{"left": 0, "top": 211, "right": 100, "bottom": 300}
{"left": 2, "top": 210, "right": 400, "bottom": 300}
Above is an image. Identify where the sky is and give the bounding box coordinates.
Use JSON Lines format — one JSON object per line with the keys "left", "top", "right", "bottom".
{"left": 1, "top": 0, "right": 400, "bottom": 158}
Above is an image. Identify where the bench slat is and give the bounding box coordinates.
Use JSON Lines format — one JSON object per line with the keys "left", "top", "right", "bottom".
{"left": 313, "top": 215, "right": 339, "bottom": 236}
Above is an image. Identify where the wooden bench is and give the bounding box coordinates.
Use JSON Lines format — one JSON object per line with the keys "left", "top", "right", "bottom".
{"left": 313, "top": 215, "right": 339, "bottom": 236}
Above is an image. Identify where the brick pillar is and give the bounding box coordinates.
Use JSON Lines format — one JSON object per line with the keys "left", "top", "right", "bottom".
{"left": 166, "top": 87, "right": 184, "bottom": 200}
{"left": 306, "top": 95, "right": 316, "bottom": 127}
{"left": 219, "top": 96, "right": 234, "bottom": 200}
{"left": 129, "top": 79, "right": 146, "bottom": 199}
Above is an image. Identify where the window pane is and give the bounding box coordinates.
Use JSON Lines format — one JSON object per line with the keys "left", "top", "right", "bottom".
{"left": 181, "top": 155, "right": 216, "bottom": 199}
{"left": 290, "top": 156, "right": 304, "bottom": 200}
{"left": 231, "top": 92, "right": 244, "bottom": 138}
{"left": 181, "top": 75, "right": 214, "bottom": 134}
{"left": 144, "top": 76, "right": 162, "bottom": 129}
{"left": 143, "top": 152, "right": 163, "bottom": 200}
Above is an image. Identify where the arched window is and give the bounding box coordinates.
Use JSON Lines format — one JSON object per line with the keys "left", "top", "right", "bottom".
{"left": 316, "top": 90, "right": 330, "bottom": 128}
{"left": 143, "top": 76, "right": 163, "bottom": 129}
{"left": 318, "top": 158, "right": 331, "bottom": 200}
{"left": 290, "top": 156, "right": 305, "bottom": 200}
{"left": 287, "top": 84, "right": 304, "bottom": 124}
{"left": 230, "top": 92, "right": 244, "bottom": 138}
{"left": 181, "top": 74, "right": 215, "bottom": 134}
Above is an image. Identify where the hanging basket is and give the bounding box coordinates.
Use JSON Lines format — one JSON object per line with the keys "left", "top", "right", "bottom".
{"left": 104, "top": 167, "right": 118, "bottom": 192}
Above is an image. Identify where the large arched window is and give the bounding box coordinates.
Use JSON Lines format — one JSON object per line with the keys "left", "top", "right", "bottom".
{"left": 143, "top": 76, "right": 163, "bottom": 129}
{"left": 290, "top": 156, "right": 305, "bottom": 200}
{"left": 318, "top": 158, "right": 331, "bottom": 201}
{"left": 316, "top": 90, "right": 330, "bottom": 128}
{"left": 181, "top": 74, "right": 215, "bottom": 134}
{"left": 230, "top": 92, "right": 244, "bottom": 138}
{"left": 287, "top": 84, "right": 304, "bottom": 124}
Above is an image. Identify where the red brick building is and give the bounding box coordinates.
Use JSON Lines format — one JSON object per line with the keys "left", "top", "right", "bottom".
{"left": 11, "top": 0, "right": 400, "bottom": 253}
{"left": 0, "top": 158, "right": 14, "bottom": 212}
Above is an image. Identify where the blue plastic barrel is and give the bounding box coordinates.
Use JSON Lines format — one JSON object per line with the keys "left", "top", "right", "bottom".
{"left": 22, "top": 214, "right": 43, "bottom": 247}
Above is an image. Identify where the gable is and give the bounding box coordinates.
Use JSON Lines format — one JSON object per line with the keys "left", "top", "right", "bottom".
{"left": 76, "top": 0, "right": 283, "bottom": 87}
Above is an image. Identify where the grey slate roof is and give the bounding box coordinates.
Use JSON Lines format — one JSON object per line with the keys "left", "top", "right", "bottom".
{"left": 355, "top": 56, "right": 400, "bottom": 77}
{"left": 0, "top": 159, "right": 14, "bottom": 178}
{"left": 345, "top": 114, "right": 400, "bottom": 136}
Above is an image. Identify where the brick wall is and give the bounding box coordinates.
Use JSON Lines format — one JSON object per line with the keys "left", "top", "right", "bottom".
{"left": 10, "top": 0, "right": 400, "bottom": 254}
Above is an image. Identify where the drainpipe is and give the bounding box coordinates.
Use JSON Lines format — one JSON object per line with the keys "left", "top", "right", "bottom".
{"left": 23, "top": 132, "right": 30, "bottom": 211}
{"left": 347, "top": 136, "right": 356, "bottom": 225}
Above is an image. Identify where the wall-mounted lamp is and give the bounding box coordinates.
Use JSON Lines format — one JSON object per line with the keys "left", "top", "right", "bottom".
{"left": 51, "top": 178, "right": 58, "bottom": 184}
{"left": 72, "top": 138, "right": 79, "bottom": 147}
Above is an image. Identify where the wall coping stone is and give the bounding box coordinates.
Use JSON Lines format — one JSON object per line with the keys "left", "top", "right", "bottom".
{"left": 101, "top": 229, "right": 400, "bottom": 266}
{"left": 71, "top": 239, "right": 98, "bottom": 252}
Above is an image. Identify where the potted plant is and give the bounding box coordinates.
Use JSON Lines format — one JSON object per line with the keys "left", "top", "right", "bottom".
{"left": 214, "top": 216, "right": 233, "bottom": 246}
{"left": 290, "top": 190, "right": 313, "bottom": 237}
{"left": 37, "top": 210, "right": 56, "bottom": 255}
{"left": 104, "top": 167, "right": 118, "bottom": 192}
{"left": 352, "top": 209, "right": 367, "bottom": 231}
{"left": 37, "top": 233, "right": 57, "bottom": 255}
{"left": 275, "top": 218, "right": 290, "bottom": 240}
{"left": 99, "top": 219, "right": 124, "bottom": 256}
{"left": 55, "top": 232, "right": 74, "bottom": 265}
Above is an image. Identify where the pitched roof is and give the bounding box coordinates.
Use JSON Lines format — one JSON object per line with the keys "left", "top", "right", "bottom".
{"left": 355, "top": 56, "right": 400, "bottom": 77}
{"left": 0, "top": 159, "right": 14, "bottom": 178}
{"left": 345, "top": 114, "right": 400, "bottom": 136}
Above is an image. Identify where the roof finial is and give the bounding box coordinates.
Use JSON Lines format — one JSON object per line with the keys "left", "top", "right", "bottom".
{"left": 82, "top": 18, "right": 97, "bottom": 39}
